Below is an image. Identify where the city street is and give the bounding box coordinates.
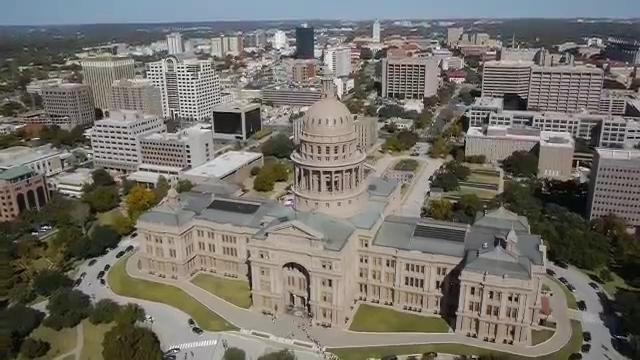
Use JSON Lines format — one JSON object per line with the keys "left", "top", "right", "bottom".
{"left": 395, "top": 156, "right": 443, "bottom": 217}
{"left": 548, "top": 263, "right": 626, "bottom": 360}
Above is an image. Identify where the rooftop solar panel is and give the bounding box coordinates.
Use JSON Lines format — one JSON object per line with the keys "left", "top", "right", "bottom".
{"left": 413, "top": 224, "right": 466, "bottom": 242}
{"left": 208, "top": 199, "right": 260, "bottom": 214}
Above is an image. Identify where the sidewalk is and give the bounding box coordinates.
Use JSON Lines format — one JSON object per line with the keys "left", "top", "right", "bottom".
{"left": 123, "top": 253, "right": 575, "bottom": 357}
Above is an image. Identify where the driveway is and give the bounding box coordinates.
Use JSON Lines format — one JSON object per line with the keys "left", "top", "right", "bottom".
{"left": 548, "top": 263, "right": 626, "bottom": 360}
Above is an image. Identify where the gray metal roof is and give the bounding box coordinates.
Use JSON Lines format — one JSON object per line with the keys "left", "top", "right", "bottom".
{"left": 463, "top": 247, "right": 532, "bottom": 280}
{"left": 367, "top": 177, "right": 399, "bottom": 197}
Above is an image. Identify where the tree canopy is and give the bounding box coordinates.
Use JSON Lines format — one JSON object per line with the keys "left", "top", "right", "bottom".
{"left": 44, "top": 289, "right": 91, "bottom": 330}
{"left": 502, "top": 151, "right": 538, "bottom": 178}
{"left": 126, "top": 186, "right": 156, "bottom": 220}
{"left": 261, "top": 134, "right": 294, "bottom": 159}
{"left": 102, "top": 323, "right": 163, "bottom": 360}
{"left": 424, "top": 199, "right": 454, "bottom": 221}
{"left": 32, "top": 270, "right": 73, "bottom": 297}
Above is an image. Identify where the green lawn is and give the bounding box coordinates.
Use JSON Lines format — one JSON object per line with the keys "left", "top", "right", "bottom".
{"left": 191, "top": 273, "right": 252, "bottom": 309}
{"left": 107, "top": 255, "right": 237, "bottom": 331}
{"left": 79, "top": 320, "right": 114, "bottom": 360}
{"left": 445, "top": 188, "right": 497, "bottom": 201}
{"left": 97, "top": 209, "right": 123, "bottom": 226}
{"left": 467, "top": 172, "right": 500, "bottom": 185}
{"left": 28, "top": 324, "right": 77, "bottom": 359}
{"left": 580, "top": 268, "right": 639, "bottom": 296}
{"left": 332, "top": 320, "right": 582, "bottom": 360}
{"left": 547, "top": 276, "right": 578, "bottom": 310}
{"left": 348, "top": 304, "right": 449, "bottom": 333}
{"left": 531, "top": 328, "right": 555, "bottom": 345}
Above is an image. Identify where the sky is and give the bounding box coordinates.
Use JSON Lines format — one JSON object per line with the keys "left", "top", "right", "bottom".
{"left": 1, "top": 0, "right": 640, "bottom": 25}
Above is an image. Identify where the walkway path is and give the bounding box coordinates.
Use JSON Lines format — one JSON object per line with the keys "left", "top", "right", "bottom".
{"left": 123, "top": 253, "right": 574, "bottom": 357}
{"left": 53, "top": 321, "right": 83, "bottom": 360}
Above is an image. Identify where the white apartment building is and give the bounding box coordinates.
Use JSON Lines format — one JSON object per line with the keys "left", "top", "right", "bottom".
{"left": 528, "top": 65, "right": 603, "bottom": 113}
{"left": 382, "top": 56, "right": 440, "bottom": 99}
{"left": 90, "top": 110, "right": 166, "bottom": 172}
{"left": 324, "top": 47, "right": 352, "bottom": 77}
{"left": 41, "top": 83, "right": 95, "bottom": 129}
{"left": 140, "top": 125, "right": 214, "bottom": 170}
{"left": 210, "top": 35, "right": 244, "bottom": 57}
{"left": 372, "top": 19, "right": 381, "bottom": 42}
{"left": 81, "top": 56, "right": 135, "bottom": 110}
{"left": 111, "top": 79, "right": 163, "bottom": 118}
{"left": 146, "top": 55, "right": 221, "bottom": 122}
{"left": 481, "top": 60, "right": 533, "bottom": 99}
{"left": 273, "top": 31, "right": 287, "bottom": 49}
{"left": 167, "top": 33, "right": 184, "bottom": 55}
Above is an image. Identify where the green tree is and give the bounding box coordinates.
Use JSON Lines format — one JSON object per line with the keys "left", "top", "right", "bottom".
{"left": 262, "top": 134, "right": 294, "bottom": 158}
{"left": 0, "top": 241, "right": 13, "bottom": 297}
{"left": 445, "top": 161, "right": 471, "bottom": 180}
{"left": 429, "top": 137, "right": 451, "bottom": 158}
{"left": 20, "top": 338, "right": 50, "bottom": 359}
{"left": 224, "top": 347, "right": 246, "bottom": 360}
{"left": 111, "top": 213, "right": 134, "bottom": 236}
{"left": 426, "top": 199, "right": 454, "bottom": 221}
{"left": 502, "top": 151, "right": 538, "bottom": 177}
{"left": 69, "top": 225, "right": 120, "bottom": 259}
{"left": 90, "top": 299, "right": 121, "bottom": 325}
{"left": 456, "top": 194, "right": 482, "bottom": 219}
{"left": 126, "top": 186, "right": 156, "bottom": 220}
{"left": 258, "top": 350, "right": 296, "bottom": 360}
{"left": 153, "top": 176, "right": 170, "bottom": 202}
{"left": 82, "top": 186, "right": 120, "bottom": 213}
{"left": 431, "top": 172, "right": 460, "bottom": 192}
{"left": 115, "top": 303, "right": 146, "bottom": 325}
{"left": 254, "top": 171, "right": 275, "bottom": 192}
{"left": 44, "top": 289, "right": 91, "bottom": 330}
{"left": 176, "top": 179, "right": 194, "bottom": 193}
{"left": 32, "top": 270, "right": 73, "bottom": 297}
{"left": 92, "top": 169, "right": 115, "bottom": 187}
{"left": 102, "top": 323, "right": 163, "bottom": 360}
{"left": 121, "top": 179, "right": 136, "bottom": 195}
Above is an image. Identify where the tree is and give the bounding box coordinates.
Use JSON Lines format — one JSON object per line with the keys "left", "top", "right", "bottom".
{"left": 90, "top": 299, "right": 121, "bottom": 325}
{"left": 153, "top": 176, "right": 170, "bottom": 202}
{"left": 415, "top": 111, "right": 433, "bottom": 129}
{"left": 176, "top": 179, "right": 194, "bottom": 193}
{"left": 92, "top": 169, "right": 115, "bottom": 187}
{"left": 254, "top": 172, "right": 275, "bottom": 192}
{"left": 20, "top": 338, "right": 50, "bottom": 359}
{"left": 262, "top": 134, "right": 294, "bottom": 158}
{"left": 95, "top": 108, "right": 104, "bottom": 120}
{"left": 121, "top": 179, "right": 136, "bottom": 195}
{"left": 429, "top": 137, "right": 451, "bottom": 158}
{"left": 32, "top": 270, "right": 73, "bottom": 297}
{"left": 258, "top": 350, "right": 296, "bottom": 360}
{"left": 83, "top": 186, "right": 120, "bottom": 213}
{"left": 502, "top": 151, "right": 538, "bottom": 177}
{"left": 425, "top": 199, "right": 454, "bottom": 221}
{"left": 0, "top": 241, "right": 14, "bottom": 297}
{"left": 456, "top": 194, "right": 483, "bottom": 220}
{"left": 431, "top": 172, "right": 460, "bottom": 192}
{"left": 224, "top": 347, "right": 246, "bottom": 360}
{"left": 115, "top": 303, "right": 146, "bottom": 325}
{"left": 72, "top": 225, "right": 120, "bottom": 259}
{"left": 112, "top": 213, "right": 134, "bottom": 236}
{"left": 0, "top": 304, "right": 44, "bottom": 339}
{"left": 102, "top": 323, "right": 163, "bottom": 360}
{"left": 126, "top": 186, "right": 156, "bottom": 220}
{"left": 44, "top": 289, "right": 91, "bottom": 330}
{"left": 445, "top": 161, "right": 471, "bottom": 180}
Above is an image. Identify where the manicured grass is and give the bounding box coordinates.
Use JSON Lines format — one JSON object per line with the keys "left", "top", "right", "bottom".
{"left": 531, "top": 328, "right": 555, "bottom": 345}
{"left": 79, "top": 320, "right": 114, "bottom": 360}
{"left": 191, "top": 273, "right": 252, "bottom": 309}
{"left": 29, "top": 324, "right": 77, "bottom": 359}
{"left": 97, "top": 209, "right": 123, "bottom": 226}
{"left": 331, "top": 320, "right": 583, "bottom": 360}
{"left": 107, "top": 255, "right": 237, "bottom": 332}
{"left": 348, "top": 304, "right": 450, "bottom": 333}
{"left": 445, "top": 188, "right": 497, "bottom": 201}
{"left": 580, "top": 268, "right": 639, "bottom": 296}
{"left": 547, "top": 276, "right": 578, "bottom": 310}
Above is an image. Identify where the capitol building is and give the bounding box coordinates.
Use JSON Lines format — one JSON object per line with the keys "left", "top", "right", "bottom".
{"left": 136, "top": 78, "right": 549, "bottom": 346}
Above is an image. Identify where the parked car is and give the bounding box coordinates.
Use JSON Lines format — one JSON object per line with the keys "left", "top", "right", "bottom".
{"left": 97, "top": 271, "right": 105, "bottom": 279}
{"left": 558, "top": 277, "right": 568, "bottom": 284}
{"left": 163, "top": 355, "right": 176, "bottom": 360}
{"left": 581, "top": 343, "right": 591, "bottom": 353}
{"left": 188, "top": 318, "right": 195, "bottom": 327}
{"left": 131, "top": 232, "right": 138, "bottom": 238}
{"left": 115, "top": 250, "right": 126, "bottom": 258}
{"left": 588, "top": 282, "right": 599, "bottom": 290}
{"left": 125, "top": 245, "right": 134, "bottom": 252}
{"left": 100, "top": 278, "right": 106, "bottom": 286}
{"left": 556, "top": 261, "right": 569, "bottom": 269}
{"left": 577, "top": 300, "right": 587, "bottom": 311}
{"left": 191, "top": 327, "right": 203, "bottom": 335}
{"left": 567, "top": 284, "right": 577, "bottom": 292}
{"left": 80, "top": 272, "right": 87, "bottom": 279}
{"left": 74, "top": 278, "right": 82, "bottom": 287}
{"left": 583, "top": 331, "right": 591, "bottom": 342}
{"left": 546, "top": 269, "right": 556, "bottom": 276}
{"left": 165, "top": 348, "right": 180, "bottom": 355}
{"left": 88, "top": 259, "right": 97, "bottom": 266}
{"left": 103, "top": 264, "right": 111, "bottom": 271}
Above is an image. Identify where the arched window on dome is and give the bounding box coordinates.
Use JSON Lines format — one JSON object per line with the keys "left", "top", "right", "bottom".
{"left": 333, "top": 119, "right": 336, "bottom": 125}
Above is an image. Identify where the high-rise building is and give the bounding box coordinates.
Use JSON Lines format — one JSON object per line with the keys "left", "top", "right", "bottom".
{"left": 110, "top": 79, "right": 163, "bottom": 118}
{"left": 211, "top": 102, "right": 262, "bottom": 140}
{"left": 382, "top": 56, "right": 440, "bottom": 99}
{"left": 273, "top": 30, "right": 287, "bottom": 49}
{"left": 324, "top": 47, "right": 352, "bottom": 77}
{"left": 295, "top": 27, "right": 315, "bottom": 59}
{"left": 255, "top": 30, "right": 267, "bottom": 48}
{"left": 481, "top": 60, "right": 533, "bottom": 99}
{"left": 140, "top": 125, "right": 213, "bottom": 170}
{"left": 210, "top": 35, "right": 244, "bottom": 57}
{"left": 606, "top": 37, "right": 640, "bottom": 65}
{"left": 527, "top": 65, "right": 603, "bottom": 113}
{"left": 91, "top": 110, "right": 166, "bottom": 172}
{"left": 41, "top": 83, "right": 95, "bottom": 129}
{"left": 167, "top": 32, "right": 184, "bottom": 55}
{"left": 291, "top": 59, "right": 317, "bottom": 84}
{"left": 146, "top": 55, "right": 221, "bottom": 122}
{"left": 80, "top": 56, "right": 135, "bottom": 110}
{"left": 588, "top": 148, "right": 640, "bottom": 227}
{"left": 372, "top": 19, "right": 381, "bottom": 43}
{"left": 447, "top": 27, "right": 464, "bottom": 47}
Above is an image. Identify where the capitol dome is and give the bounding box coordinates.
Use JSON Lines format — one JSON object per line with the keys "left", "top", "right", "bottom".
{"left": 302, "top": 97, "right": 354, "bottom": 137}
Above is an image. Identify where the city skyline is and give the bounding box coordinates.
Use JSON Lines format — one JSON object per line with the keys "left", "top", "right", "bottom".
{"left": 2, "top": 0, "right": 640, "bottom": 26}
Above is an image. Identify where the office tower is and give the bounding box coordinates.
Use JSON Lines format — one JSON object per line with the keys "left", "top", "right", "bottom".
{"left": 274, "top": 30, "right": 287, "bottom": 49}
{"left": 80, "top": 56, "right": 135, "bottom": 110}
{"left": 372, "top": 19, "right": 381, "bottom": 42}
{"left": 0, "top": 167, "right": 49, "bottom": 221}
{"left": 210, "top": 35, "right": 244, "bottom": 57}
{"left": 167, "top": 32, "right": 184, "bottom": 55}
{"left": 211, "top": 102, "right": 262, "bottom": 140}
{"left": 146, "top": 55, "right": 221, "bottom": 122}
{"left": 527, "top": 65, "right": 604, "bottom": 113}
{"left": 382, "top": 56, "right": 439, "bottom": 99}
{"left": 211, "top": 37, "right": 223, "bottom": 58}
{"left": 500, "top": 48, "right": 541, "bottom": 62}
{"left": 292, "top": 59, "right": 317, "bottom": 83}
{"left": 588, "top": 148, "right": 640, "bottom": 226}
{"left": 447, "top": 27, "right": 464, "bottom": 47}
{"left": 606, "top": 37, "right": 640, "bottom": 65}
{"left": 91, "top": 110, "right": 166, "bottom": 172}
{"left": 110, "top": 79, "right": 163, "bottom": 118}
{"left": 41, "top": 83, "right": 95, "bottom": 129}
{"left": 184, "top": 40, "right": 194, "bottom": 53}
{"left": 295, "top": 27, "right": 314, "bottom": 59}
{"left": 140, "top": 125, "right": 213, "bottom": 169}
{"left": 481, "top": 60, "right": 533, "bottom": 99}
{"left": 324, "top": 47, "right": 352, "bottom": 77}
{"left": 255, "top": 30, "right": 267, "bottom": 48}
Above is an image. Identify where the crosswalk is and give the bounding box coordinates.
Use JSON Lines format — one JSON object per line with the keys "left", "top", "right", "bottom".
{"left": 167, "top": 339, "right": 218, "bottom": 350}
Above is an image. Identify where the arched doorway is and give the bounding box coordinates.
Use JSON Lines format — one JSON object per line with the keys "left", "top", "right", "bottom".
{"left": 26, "top": 190, "right": 37, "bottom": 210}
{"left": 36, "top": 186, "right": 47, "bottom": 208}
{"left": 282, "top": 262, "right": 311, "bottom": 315}
{"left": 17, "top": 193, "right": 26, "bottom": 212}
